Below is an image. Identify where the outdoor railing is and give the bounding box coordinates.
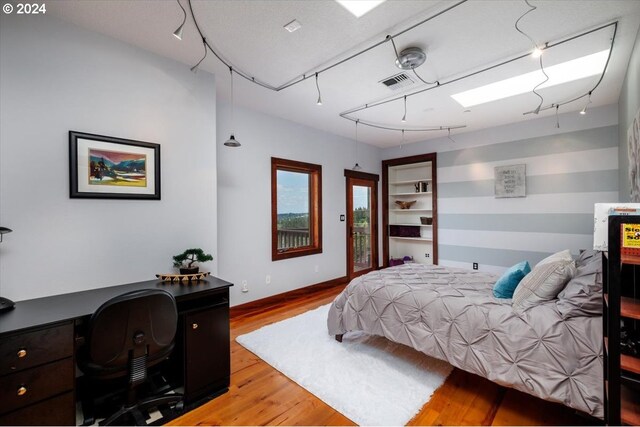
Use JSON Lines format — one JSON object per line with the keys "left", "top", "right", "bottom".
{"left": 353, "top": 227, "right": 371, "bottom": 268}
{"left": 277, "top": 226, "right": 370, "bottom": 268}
{"left": 277, "top": 228, "right": 310, "bottom": 249}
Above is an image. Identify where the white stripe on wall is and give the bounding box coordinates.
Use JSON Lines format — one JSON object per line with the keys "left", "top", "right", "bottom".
{"left": 439, "top": 229, "right": 591, "bottom": 254}
{"left": 438, "top": 191, "right": 619, "bottom": 214}
{"left": 438, "top": 147, "right": 618, "bottom": 183}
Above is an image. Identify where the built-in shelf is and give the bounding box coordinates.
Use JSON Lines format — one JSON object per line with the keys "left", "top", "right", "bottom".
{"left": 604, "top": 215, "right": 640, "bottom": 426}
{"left": 388, "top": 179, "right": 432, "bottom": 185}
{"left": 621, "top": 296, "right": 640, "bottom": 320}
{"left": 389, "top": 236, "right": 433, "bottom": 241}
{"left": 622, "top": 385, "right": 640, "bottom": 426}
{"left": 383, "top": 153, "right": 437, "bottom": 267}
{"left": 622, "top": 353, "right": 640, "bottom": 375}
{"left": 622, "top": 253, "right": 640, "bottom": 266}
{"left": 389, "top": 192, "right": 432, "bottom": 196}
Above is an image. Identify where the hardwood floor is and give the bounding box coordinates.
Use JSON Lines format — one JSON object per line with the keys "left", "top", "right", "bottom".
{"left": 168, "top": 284, "right": 596, "bottom": 426}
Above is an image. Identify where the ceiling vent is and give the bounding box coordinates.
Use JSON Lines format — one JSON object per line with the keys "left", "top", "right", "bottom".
{"left": 380, "top": 73, "right": 415, "bottom": 91}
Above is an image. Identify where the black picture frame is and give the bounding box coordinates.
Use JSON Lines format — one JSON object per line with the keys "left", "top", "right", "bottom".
{"left": 69, "top": 131, "right": 161, "bottom": 200}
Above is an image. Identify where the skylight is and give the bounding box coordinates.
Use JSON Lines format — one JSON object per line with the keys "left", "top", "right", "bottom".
{"left": 451, "top": 50, "right": 610, "bottom": 108}
{"left": 336, "top": 0, "right": 386, "bottom": 18}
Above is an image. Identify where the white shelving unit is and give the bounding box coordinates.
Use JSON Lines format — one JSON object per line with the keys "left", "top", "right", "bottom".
{"left": 383, "top": 155, "right": 437, "bottom": 266}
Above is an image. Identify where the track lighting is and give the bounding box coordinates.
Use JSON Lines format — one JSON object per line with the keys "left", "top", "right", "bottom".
{"left": 401, "top": 96, "right": 407, "bottom": 123}
{"left": 352, "top": 120, "right": 362, "bottom": 171}
{"left": 315, "top": 73, "right": 323, "bottom": 106}
{"left": 190, "top": 37, "right": 207, "bottom": 73}
{"left": 224, "top": 134, "right": 241, "bottom": 147}
{"left": 225, "top": 67, "right": 242, "bottom": 147}
{"left": 446, "top": 128, "right": 456, "bottom": 143}
{"left": 580, "top": 92, "right": 592, "bottom": 115}
{"left": 173, "top": 0, "right": 186, "bottom": 40}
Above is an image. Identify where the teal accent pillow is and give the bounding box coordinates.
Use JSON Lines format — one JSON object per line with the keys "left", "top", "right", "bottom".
{"left": 493, "top": 261, "right": 531, "bottom": 298}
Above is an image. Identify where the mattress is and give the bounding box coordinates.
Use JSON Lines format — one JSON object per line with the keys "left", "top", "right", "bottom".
{"left": 327, "top": 263, "right": 602, "bottom": 417}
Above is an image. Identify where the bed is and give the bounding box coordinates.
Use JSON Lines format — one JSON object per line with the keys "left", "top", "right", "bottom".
{"left": 327, "top": 251, "right": 603, "bottom": 418}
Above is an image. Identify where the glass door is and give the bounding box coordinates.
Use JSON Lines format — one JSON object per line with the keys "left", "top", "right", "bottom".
{"left": 346, "top": 175, "right": 378, "bottom": 279}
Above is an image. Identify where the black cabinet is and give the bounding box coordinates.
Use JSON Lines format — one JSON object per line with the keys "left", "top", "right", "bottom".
{"left": 603, "top": 215, "right": 640, "bottom": 425}
{"left": 0, "top": 322, "right": 75, "bottom": 426}
{"left": 174, "top": 289, "right": 230, "bottom": 403}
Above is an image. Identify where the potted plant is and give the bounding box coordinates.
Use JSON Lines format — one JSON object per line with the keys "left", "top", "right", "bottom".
{"left": 173, "top": 248, "right": 213, "bottom": 274}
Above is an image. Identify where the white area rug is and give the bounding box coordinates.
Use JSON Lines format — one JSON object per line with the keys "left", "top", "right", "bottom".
{"left": 236, "top": 304, "right": 453, "bottom": 426}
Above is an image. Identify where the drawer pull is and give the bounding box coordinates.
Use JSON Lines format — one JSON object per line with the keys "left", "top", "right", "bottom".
{"left": 17, "top": 349, "right": 27, "bottom": 358}
{"left": 192, "top": 323, "right": 198, "bottom": 330}
{"left": 17, "top": 386, "right": 27, "bottom": 396}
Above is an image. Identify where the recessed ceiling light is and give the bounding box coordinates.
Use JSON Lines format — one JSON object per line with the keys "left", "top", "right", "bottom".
{"left": 335, "top": 0, "right": 386, "bottom": 18}
{"left": 283, "top": 19, "right": 302, "bottom": 33}
{"left": 451, "top": 50, "right": 609, "bottom": 108}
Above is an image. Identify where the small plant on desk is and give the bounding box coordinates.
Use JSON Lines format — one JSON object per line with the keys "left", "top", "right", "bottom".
{"left": 173, "top": 248, "right": 213, "bottom": 274}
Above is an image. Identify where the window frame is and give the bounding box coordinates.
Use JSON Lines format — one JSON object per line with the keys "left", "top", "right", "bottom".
{"left": 271, "top": 157, "right": 322, "bottom": 261}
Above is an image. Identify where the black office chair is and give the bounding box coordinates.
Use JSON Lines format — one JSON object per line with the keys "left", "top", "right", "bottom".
{"left": 78, "top": 289, "right": 183, "bottom": 426}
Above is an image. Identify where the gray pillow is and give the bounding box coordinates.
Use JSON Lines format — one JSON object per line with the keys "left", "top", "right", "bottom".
{"left": 556, "top": 250, "right": 602, "bottom": 318}
{"left": 513, "top": 259, "right": 576, "bottom": 312}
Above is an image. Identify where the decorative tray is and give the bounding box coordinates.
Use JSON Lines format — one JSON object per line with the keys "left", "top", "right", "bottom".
{"left": 156, "top": 271, "right": 210, "bottom": 284}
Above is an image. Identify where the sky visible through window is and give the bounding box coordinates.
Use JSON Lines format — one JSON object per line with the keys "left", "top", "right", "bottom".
{"left": 277, "top": 171, "right": 370, "bottom": 214}
{"left": 353, "top": 186, "right": 369, "bottom": 210}
{"left": 277, "top": 170, "right": 309, "bottom": 214}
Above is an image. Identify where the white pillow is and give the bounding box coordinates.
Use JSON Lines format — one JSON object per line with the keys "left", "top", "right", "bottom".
{"left": 536, "top": 249, "right": 573, "bottom": 267}
{"left": 512, "top": 258, "right": 576, "bottom": 312}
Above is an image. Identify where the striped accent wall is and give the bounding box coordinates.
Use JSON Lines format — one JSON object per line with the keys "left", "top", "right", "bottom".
{"left": 437, "top": 125, "right": 618, "bottom": 273}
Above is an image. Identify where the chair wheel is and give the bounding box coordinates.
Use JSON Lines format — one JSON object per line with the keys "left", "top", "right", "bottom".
{"left": 175, "top": 401, "right": 184, "bottom": 412}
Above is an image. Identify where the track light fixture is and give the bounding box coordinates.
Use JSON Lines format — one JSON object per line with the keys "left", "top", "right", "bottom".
{"left": 580, "top": 92, "right": 592, "bottom": 115}
{"left": 190, "top": 37, "right": 207, "bottom": 73}
{"left": 531, "top": 46, "right": 543, "bottom": 58}
{"left": 446, "top": 127, "right": 456, "bottom": 143}
{"left": 315, "top": 73, "right": 323, "bottom": 106}
{"left": 352, "top": 120, "right": 362, "bottom": 171}
{"left": 555, "top": 104, "right": 560, "bottom": 129}
{"left": 401, "top": 96, "right": 407, "bottom": 123}
{"left": 173, "top": 0, "right": 187, "bottom": 40}
{"left": 181, "top": 0, "right": 615, "bottom": 142}
{"left": 0, "top": 227, "right": 12, "bottom": 243}
{"left": 225, "top": 67, "right": 241, "bottom": 147}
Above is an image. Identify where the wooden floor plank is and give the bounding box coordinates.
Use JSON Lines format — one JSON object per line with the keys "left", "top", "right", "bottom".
{"left": 168, "top": 283, "right": 593, "bottom": 426}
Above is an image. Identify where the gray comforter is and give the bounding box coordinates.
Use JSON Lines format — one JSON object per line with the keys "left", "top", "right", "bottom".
{"left": 327, "top": 264, "right": 602, "bottom": 417}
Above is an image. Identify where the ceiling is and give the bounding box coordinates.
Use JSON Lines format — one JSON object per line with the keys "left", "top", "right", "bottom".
{"left": 48, "top": 0, "right": 640, "bottom": 148}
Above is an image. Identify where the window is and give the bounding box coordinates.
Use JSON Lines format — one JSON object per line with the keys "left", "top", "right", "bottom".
{"left": 271, "top": 157, "right": 322, "bottom": 261}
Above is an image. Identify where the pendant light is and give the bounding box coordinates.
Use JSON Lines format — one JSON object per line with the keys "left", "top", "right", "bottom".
{"left": 224, "top": 67, "right": 241, "bottom": 147}
{"left": 173, "top": 0, "right": 186, "bottom": 40}
{"left": 401, "top": 95, "right": 407, "bottom": 123}
{"left": 352, "top": 120, "right": 362, "bottom": 171}
{"left": 580, "top": 92, "right": 592, "bottom": 115}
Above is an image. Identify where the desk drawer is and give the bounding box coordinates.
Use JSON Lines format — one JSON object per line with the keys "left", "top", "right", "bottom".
{"left": 0, "top": 358, "right": 74, "bottom": 414}
{"left": 0, "top": 322, "right": 73, "bottom": 375}
{"left": 0, "top": 391, "right": 75, "bottom": 426}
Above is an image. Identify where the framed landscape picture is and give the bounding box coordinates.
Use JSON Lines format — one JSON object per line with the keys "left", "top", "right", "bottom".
{"left": 69, "top": 131, "right": 160, "bottom": 199}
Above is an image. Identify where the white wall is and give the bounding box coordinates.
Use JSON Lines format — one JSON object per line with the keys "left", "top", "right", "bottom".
{"left": 383, "top": 104, "right": 619, "bottom": 274}
{"left": 217, "top": 102, "right": 380, "bottom": 306}
{"left": 618, "top": 26, "right": 640, "bottom": 202}
{"left": 0, "top": 14, "right": 218, "bottom": 301}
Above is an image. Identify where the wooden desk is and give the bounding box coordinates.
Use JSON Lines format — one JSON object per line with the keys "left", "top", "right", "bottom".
{"left": 0, "top": 277, "right": 233, "bottom": 426}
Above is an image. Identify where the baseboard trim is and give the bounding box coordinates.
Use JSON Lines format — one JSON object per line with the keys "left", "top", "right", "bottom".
{"left": 230, "top": 276, "right": 348, "bottom": 319}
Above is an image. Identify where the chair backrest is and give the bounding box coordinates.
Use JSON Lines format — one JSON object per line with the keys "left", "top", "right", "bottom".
{"left": 84, "top": 289, "right": 178, "bottom": 374}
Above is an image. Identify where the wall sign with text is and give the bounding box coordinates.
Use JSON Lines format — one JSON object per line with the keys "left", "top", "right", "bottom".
{"left": 494, "top": 164, "right": 526, "bottom": 198}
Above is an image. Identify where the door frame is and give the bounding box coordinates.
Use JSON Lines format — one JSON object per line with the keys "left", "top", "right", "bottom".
{"left": 345, "top": 169, "right": 379, "bottom": 280}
